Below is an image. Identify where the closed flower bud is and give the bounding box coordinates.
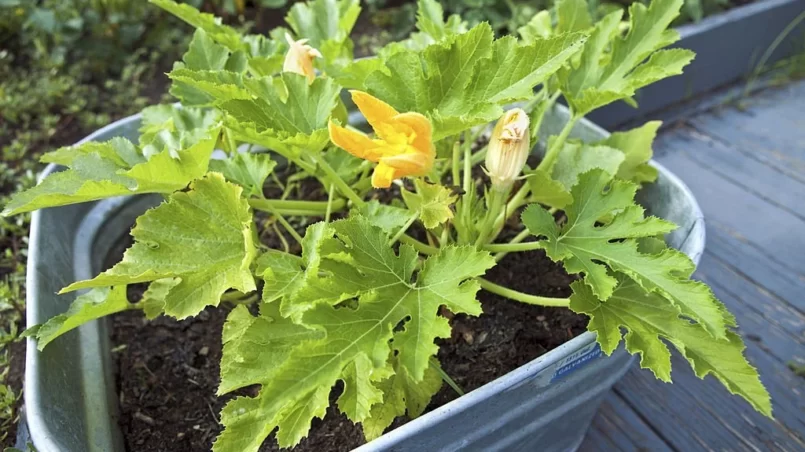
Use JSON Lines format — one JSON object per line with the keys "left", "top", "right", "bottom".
{"left": 485, "top": 108, "right": 530, "bottom": 191}
{"left": 283, "top": 33, "right": 322, "bottom": 82}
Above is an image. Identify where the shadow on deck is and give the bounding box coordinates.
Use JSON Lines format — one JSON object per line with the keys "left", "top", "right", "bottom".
{"left": 581, "top": 80, "right": 805, "bottom": 451}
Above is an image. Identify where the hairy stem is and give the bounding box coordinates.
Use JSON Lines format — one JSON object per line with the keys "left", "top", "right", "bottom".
{"left": 478, "top": 278, "right": 569, "bottom": 307}
{"left": 493, "top": 228, "right": 531, "bottom": 262}
{"left": 399, "top": 234, "right": 438, "bottom": 255}
{"left": 451, "top": 141, "right": 461, "bottom": 186}
{"left": 537, "top": 114, "right": 579, "bottom": 173}
{"left": 309, "top": 153, "right": 365, "bottom": 207}
{"left": 249, "top": 198, "right": 346, "bottom": 216}
{"left": 325, "top": 183, "right": 336, "bottom": 223}
{"left": 474, "top": 188, "right": 508, "bottom": 247}
{"left": 482, "top": 241, "right": 541, "bottom": 253}
{"left": 430, "top": 357, "right": 465, "bottom": 396}
{"left": 389, "top": 214, "right": 419, "bottom": 245}
{"left": 270, "top": 209, "right": 304, "bottom": 244}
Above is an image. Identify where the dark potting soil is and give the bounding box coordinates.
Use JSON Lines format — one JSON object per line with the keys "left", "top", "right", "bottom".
{"left": 111, "top": 232, "right": 586, "bottom": 452}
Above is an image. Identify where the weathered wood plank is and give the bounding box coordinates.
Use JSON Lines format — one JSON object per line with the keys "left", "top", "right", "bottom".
{"left": 697, "top": 253, "right": 805, "bottom": 363}
{"left": 655, "top": 141, "right": 805, "bottom": 272}
{"left": 613, "top": 82, "right": 805, "bottom": 450}
{"left": 691, "top": 263, "right": 805, "bottom": 436}
{"left": 697, "top": 251, "right": 805, "bottom": 342}
{"left": 704, "top": 224, "right": 805, "bottom": 315}
{"left": 666, "top": 126, "right": 805, "bottom": 221}
{"left": 614, "top": 342, "right": 805, "bottom": 452}
{"left": 688, "top": 82, "right": 805, "bottom": 182}
{"left": 581, "top": 394, "right": 673, "bottom": 452}
{"left": 610, "top": 252, "right": 805, "bottom": 450}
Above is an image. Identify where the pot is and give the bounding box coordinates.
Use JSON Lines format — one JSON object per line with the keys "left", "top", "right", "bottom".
{"left": 18, "top": 104, "right": 705, "bottom": 451}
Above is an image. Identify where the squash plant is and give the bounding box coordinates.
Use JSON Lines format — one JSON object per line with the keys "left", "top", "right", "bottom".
{"left": 4, "top": 0, "right": 771, "bottom": 450}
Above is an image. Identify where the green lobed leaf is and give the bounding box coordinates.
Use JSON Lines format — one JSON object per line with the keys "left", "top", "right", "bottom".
{"left": 214, "top": 217, "right": 493, "bottom": 451}
{"left": 184, "top": 29, "right": 230, "bottom": 71}
{"left": 256, "top": 222, "right": 333, "bottom": 319}
{"left": 415, "top": 0, "right": 464, "bottom": 42}
{"left": 365, "top": 23, "right": 586, "bottom": 140}
{"left": 219, "top": 303, "right": 322, "bottom": 395}
{"left": 27, "top": 286, "right": 131, "bottom": 350}
{"left": 60, "top": 173, "right": 257, "bottom": 320}
{"left": 139, "top": 104, "right": 222, "bottom": 145}
{"left": 354, "top": 200, "right": 413, "bottom": 234}
{"left": 556, "top": 0, "right": 593, "bottom": 33}
{"left": 401, "top": 180, "right": 457, "bottom": 229}
{"left": 140, "top": 278, "right": 181, "bottom": 320}
{"left": 2, "top": 124, "right": 220, "bottom": 217}
{"left": 362, "top": 357, "right": 442, "bottom": 440}
{"left": 285, "top": 0, "right": 360, "bottom": 49}
{"left": 525, "top": 167, "right": 573, "bottom": 209}
{"left": 336, "top": 354, "right": 390, "bottom": 423}
{"left": 518, "top": 11, "right": 552, "bottom": 42}
{"left": 171, "top": 70, "right": 340, "bottom": 156}
{"left": 150, "top": 0, "right": 244, "bottom": 51}
{"left": 570, "top": 278, "right": 771, "bottom": 417}
{"left": 560, "top": 0, "right": 695, "bottom": 115}
{"left": 376, "top": 0, "right": 467, "bottom": 59}
{"left": 551, "top": 141, "right": 625, "bottom": 190}
{"left": 256, "top": 251, "right": 305, "bottom": 307}
{"left": 209, "top": 152, "right": 277, "bottom": 197}
{"left": 521, "top": 169, "right": 733, "bottom": 339}
{"left": 598, "top": 120, "right": 661, "bottom": 184}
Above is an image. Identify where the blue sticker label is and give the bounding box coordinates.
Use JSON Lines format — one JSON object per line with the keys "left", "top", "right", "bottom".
{"left": 550, "top": 343, "right": 602, "bottom": 383}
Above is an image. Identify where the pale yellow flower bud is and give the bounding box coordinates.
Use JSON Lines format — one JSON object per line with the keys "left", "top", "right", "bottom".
{"left": 283, "top": 33, "right": 322, "bottom": 82}
{"left": 485, "top": 108, "right": 530, "bottom": 191}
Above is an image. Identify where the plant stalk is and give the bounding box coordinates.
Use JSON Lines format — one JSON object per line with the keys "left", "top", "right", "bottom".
{"left": 389, "top": 214, "right": 419, "bottom": 245}
{"left": 536, "top": 115, "right": 579, "bottom": 173}
{"left": 309, "top": 153, "right": 365, "bottom": 207}
{"left": 478, "top": 277, "right": 569, "bottom": 307}
{"left": 430, "top": 357, "right": 465, "bottom": 396}
{"left": 249, "top": 198, "right": 346, "bottom": 216}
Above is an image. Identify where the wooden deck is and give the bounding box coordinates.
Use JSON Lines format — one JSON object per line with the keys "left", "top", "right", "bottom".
{"left": 580, "top": 80, "right": 805, "bottom": 451}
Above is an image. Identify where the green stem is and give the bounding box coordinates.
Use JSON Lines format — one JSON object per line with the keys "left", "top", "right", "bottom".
{"left": 482, "top": 241, "right": 541, "bottom": 253}
{"left": 474, "top": 188, "right": 508, "bottom": 247}
{"left": 470, "top": 146, "right": 488, "bottom": 167}
{"left": 462, "top": 132, "right": 473, "bottom": 195}
{"left": 325, "top": 183, "right": 336, "bottom": 223}
{"left": 269, "top": 209, "right": 304, "bottom": 244}
{"left": 389, "top": 214, "right": 419, "bottom": 245}
{"left": 478, "top": 278, "right": 569, "bottom": 307}
{"left": 537, "top": 115, "right": 579, "bottom": 173}
{"left": 309, "top": 153, "right": 365, "bottom": 207}
{"left": 529, "top": 90, "right": 562, "bottom": 142}
{"left": 490, "top": 182, "right": 530, "bottom": 236}
{"left": 249, "top": 198, "right": 347, "bottom": 217}
{"left": 399, "top": 234, "right": 438, "bottom": 255}
{"left": 493, "top": 228, "right": 531, "bottom": 262}
{"left": 430, "top": 357, "right": 465, "bottom": 396}
{"left": 223, "top": 293, "right": 259, "bottom": 305}
{"left": 451, "top": 141, "right": 461, "bottom": 186}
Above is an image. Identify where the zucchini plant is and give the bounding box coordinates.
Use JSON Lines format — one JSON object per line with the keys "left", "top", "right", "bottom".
{"left": 4, "top": 0, "right": 771, "bottom": 450}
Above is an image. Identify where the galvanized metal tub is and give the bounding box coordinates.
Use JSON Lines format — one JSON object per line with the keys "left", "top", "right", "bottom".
{"left": 19, "top": 105, "right": 705, "bottom": 451}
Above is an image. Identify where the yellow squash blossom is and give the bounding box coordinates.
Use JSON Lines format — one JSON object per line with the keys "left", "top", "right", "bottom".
{"left": 283, "top": 33, "right": 322, "bottom": 82}
{"left": 328, "top": 91, "right": 435, "bottom": 188}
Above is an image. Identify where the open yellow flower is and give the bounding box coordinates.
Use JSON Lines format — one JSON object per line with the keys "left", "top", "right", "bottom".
{"left": 328, "top": 91, "right": 435, "bottom": 188}
{"left": 283, "top": 33, "right": 322, "bottom": 82}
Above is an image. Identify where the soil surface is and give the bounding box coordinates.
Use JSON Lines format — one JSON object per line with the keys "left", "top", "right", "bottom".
{"left": 112, "top": 228, "right": 586, "bottom": 452}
